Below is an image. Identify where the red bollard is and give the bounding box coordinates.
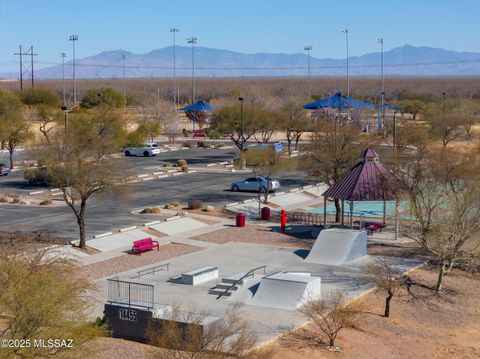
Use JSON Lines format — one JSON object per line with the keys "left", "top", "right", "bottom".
{"left": 280, "top": 209, "right": 288, "bottom": 233}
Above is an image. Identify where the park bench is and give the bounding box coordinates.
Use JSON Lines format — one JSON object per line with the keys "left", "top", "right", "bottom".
{"left": 366, "top": 223, "right": 385, "bottom": 235}
{"left": 131, "top": 237, "right": 159, "bottom": 255}
{"left": 192, "top": 130, "right": 206, "bottom": 138}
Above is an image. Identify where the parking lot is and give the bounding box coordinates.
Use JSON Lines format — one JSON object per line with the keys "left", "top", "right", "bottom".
{"left": 0, "top": 147, "right": 316, "bottom": 240}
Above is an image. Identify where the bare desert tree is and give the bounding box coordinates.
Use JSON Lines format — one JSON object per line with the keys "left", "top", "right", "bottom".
{"left": 299, "top": 290, "right": 357, "bottom": 348}
{"left": 281, "top": 100, "right": 309, "bottom": 155}
{"left": 367, "top": 257, "right": 403, "bottom": 317}
{"left": 397, "top": 146, "right": 480, "bottom": 292}
{"left": 0, "top": 90, "right": 31, "bottom": 168}
{"left": 304, "top": 120, "right": 371, "bottom": 222}
{"left": 147, "top": 304, "right": 264, "bottom": 359}
{"left": 426, "top": 102, "right": 467, "bottom": 147}
{"left": 0, "top": 238, "right": 101, "bottom": 359}
{"left": 37, "top": 109, "right": 127, "bottom": 249}
{"left": 140, "top": 96, "right": 176, "bottom": 134}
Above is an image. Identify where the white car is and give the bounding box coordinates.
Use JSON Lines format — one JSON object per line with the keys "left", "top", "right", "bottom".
{"left": 124, "top": 143, "right": 161, "bottom": 157}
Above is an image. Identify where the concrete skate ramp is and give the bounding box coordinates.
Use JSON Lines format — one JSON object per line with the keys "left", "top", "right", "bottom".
{"left": 304, "top": 228, "right": 367, "bottom": 265}
{"left": 247, "top": 271, "right": 321, "bottom": 310}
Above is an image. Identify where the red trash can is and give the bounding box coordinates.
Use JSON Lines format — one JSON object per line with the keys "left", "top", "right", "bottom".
{"left": 236, "top": 212, "right": 246, "bottom": 227}
{"left": 261, "top": 207, "right": 271, "bottom": 220}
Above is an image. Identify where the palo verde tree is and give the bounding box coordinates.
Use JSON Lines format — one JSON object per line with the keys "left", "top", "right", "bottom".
{"left": 37, "top": 108, "right": 127, "bottom": 249}
{"left": 304, "top": 120, "right": 371, "bottom": 222}
{"left": 0, "top": 90, "right": 31, "bottom": 169}
{"left": 80, "top": 87, "right": 124, "bottom": 109}
{"left": 397, "top": 146, "right": 480, "bottom": 292}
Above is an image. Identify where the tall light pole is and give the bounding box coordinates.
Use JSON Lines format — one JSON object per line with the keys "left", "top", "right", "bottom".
{"left": 61, "top": 53, "right": 67, "bottom": 107}
{"left": 187, "top": 36, "right": 197, "bottom": 104}
{"left": 121, "top": 53, "right": 126, "bottom": 111}
{"left": 69, "top": 34, "right": 79, "bottom": 106}
{"left": 342, "top": 29, "right": 349, "bottom": 98}
{"left": 378, "top": 37, "right": 385, "bottom": 130}
{"left": 170, "top": 28, "right": 179, "bottom": 112}
{"left": 304, "top": 46, "right": 313, "bottom": 98}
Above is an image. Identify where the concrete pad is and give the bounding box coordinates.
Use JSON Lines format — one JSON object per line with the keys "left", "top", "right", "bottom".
{"left": 149, "top": 217, "right": 208, "bottom": 235}
{"left": 303, "top": 183, "right": 329, "bottom": 197}
{"left": 268, "top": 192, "right": 312, "bottom": 207}
{"left": 80, "top": 229, "right": 161, "bottom": 252}
{"left": 247, "top": 271, "right": 321, "bottom": 310}
{"left": 305, "top": 228, "right": 367, "bottom": 265}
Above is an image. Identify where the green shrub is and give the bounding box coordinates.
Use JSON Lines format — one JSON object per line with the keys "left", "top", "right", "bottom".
{"left": 215, "top": 143, "right": 225, "bottom": 148}
{"left": 197, "top": 141, "right": 204, "bottom": 148}
{"left": 183, "top": 142, "right": 192, "bottom": 148}
{"left": 207, "top": 129, "right": 221, "bottom": 139}
{"left": 40, "top": 199, "right": 52, "bottom": 205}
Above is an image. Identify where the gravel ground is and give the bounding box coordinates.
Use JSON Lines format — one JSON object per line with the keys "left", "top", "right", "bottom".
{"left": 77, "top": 243, "right": 203, "bottom": 280}
{"left": 191, "top": 224, "right": 316, "bottom": 248}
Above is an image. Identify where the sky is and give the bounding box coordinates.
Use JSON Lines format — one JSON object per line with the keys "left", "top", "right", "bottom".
{"left": 0, "top": 0, "right": 479, "bottom": 72}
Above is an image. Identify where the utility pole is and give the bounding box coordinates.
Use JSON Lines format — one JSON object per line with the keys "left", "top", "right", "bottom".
{"left": 13, "top": 45, "right": 37, "bottom": 91}
{"left": 304, "top": 46, "right": 313, "bottom": 98}
{"left": 378, "top": 38, "right": 385, "bottom": 131}
{"left": 187, "top": 36, "right": 197, "bottom": 103}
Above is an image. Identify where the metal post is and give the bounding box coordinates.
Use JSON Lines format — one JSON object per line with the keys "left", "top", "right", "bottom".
{"left": 378, "top": 38, "right": 384, "bottom": 130}
{"left": 341, "top": 199, "right": 345, "bottom": 226}
{"left": 342, "top": 29, "right": 349, "bottom": 98}
{"left": 304, "top": 46, "right": 312, "bottom": 98}
{"left": 349, "top": 201, "right": 353, "bottom": 228}
{"left": 122, "top": 54, "right": 126, "bottom": 111}
{"left": 69, "top": 35, "right": 79, "bottom": 106}
{"left": 170, "top": 28, "right": 179, "bottom": 112}
{"left": 61, "top": 53, "right": 67, "bottom": 106}
{"left": 239, "top": 97, "right": 244, "bottom": 150}
{"left": 323, "top": 196, "right": 327, "bottom": 228}
{"left": 187, "top": 36, "right": 197, "bottom": 103}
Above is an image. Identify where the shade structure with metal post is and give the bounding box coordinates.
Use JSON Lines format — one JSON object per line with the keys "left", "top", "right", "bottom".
{"left": 187, "top": 36, "right": 197, "bottom": 131}
{"left": 61, "top": 53, "right": 67, "bottom": 107}
{"left": 342, "top": 29, "right": 349, "bottom": 98}
{"left": 322, "top": 147, "right": 398, "bottom": 228}
{"left": 69, "top": 35, "right": 78, "bottom": 106}
{"left": 304, "top": 46, "right": 313, "bottom": 98}
{"left": 170, "top": 28, "right": 179, "bottom": 112}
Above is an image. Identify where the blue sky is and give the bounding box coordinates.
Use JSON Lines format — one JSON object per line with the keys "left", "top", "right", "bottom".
{"left": 0, "top": 0, "right": 479, "bottom": 72}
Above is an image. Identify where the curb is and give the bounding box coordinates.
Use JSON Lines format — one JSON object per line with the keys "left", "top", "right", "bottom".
{"left": 143, "top": 220, "right": 160, "bottom": 226}
{"left": 119, "top": 226, "right": 137, "bottom": 233}
{"left": 142, "top": 177, "right": 154, "bottom": 181}
{"left": 137, "top": 174, "right": 149, "bottom": 178}
{"left": 165, "top": 215, "right": 182, "bottom": 222}
{"left": 224, "top": 202, "right": 239, "bottom": 208}
{"left": 93, "top": 232, "right": 113, "bottom": 239}
{"left": 273, "top": 191, "right": 286, "bottom": 196}
{"left": 156, "top": 175, "right": 168, "bottom": 179}
{"left": 28, "top": 190, "right": 44, "bottom": 195}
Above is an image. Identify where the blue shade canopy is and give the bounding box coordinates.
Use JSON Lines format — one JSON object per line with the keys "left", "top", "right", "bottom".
{"left": 303, "top": 92, "right": 373, "bottom": 110}
{"left": 178, "top": 100, "right": 214, "bottom": 112}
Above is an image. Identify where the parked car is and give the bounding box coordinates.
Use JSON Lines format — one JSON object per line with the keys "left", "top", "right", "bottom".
{"left": 0, "top": 162, "right": 10, "bottom": 176}
{"left": 124, "top": 143, "right": 161, "bottom": 157}
{"left": 231, "top": 176, "right": 280, "bottom": 193}
{"left": 246, "top": 142, "right": 283, "bottom": 153}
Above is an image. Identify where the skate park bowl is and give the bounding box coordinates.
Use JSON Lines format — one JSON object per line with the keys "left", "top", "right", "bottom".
{"left": 304, "top": 228, "right": 367, "bottom": 265}
{"left": 247, "top": 271, "right": 321, "bottom": 310}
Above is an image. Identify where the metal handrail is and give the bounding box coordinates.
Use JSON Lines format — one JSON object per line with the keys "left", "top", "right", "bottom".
{"left": 216, "top": 265, "right": 267, "bottom": 299}
{"left": 130, "top": 263, "right": 170, "bottom": 279}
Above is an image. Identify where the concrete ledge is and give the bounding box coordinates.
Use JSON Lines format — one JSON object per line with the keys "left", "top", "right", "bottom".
{"left": 28, "top": 190, "right": 44, "bottom": 195}
{"left": 143, "top": 220, "right": 160, "bottom": 226}
{"left": 182, "top": 266, "right": 218, "bottom": 285}
{"left": 225, "top": 202, "right": 239, "bottom": 208}
{"left": 93, "top": 232, "right": 113, "bottom": 239}
{"left": 118, "top": 226, "right": 137, "bottom": 233}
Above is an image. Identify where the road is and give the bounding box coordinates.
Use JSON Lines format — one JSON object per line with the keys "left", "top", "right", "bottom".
{"left": 0, "top": 147, "right": 316, "bottom": 240}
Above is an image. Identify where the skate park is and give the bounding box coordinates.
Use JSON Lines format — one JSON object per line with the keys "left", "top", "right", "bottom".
{"left": 96, "top": 147, "right": 423, "bottom": 343}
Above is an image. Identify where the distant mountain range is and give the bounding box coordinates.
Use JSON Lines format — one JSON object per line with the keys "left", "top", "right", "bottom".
{"left": 2, "top": 44, "right": 480, "bottom": 79}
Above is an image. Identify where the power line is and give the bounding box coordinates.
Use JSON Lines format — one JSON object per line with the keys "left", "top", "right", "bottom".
{"left": 33, "top": 58, "right": 480, "bottom": 71}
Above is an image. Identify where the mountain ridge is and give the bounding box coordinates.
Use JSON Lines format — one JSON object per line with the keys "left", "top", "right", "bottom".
{"left": 2, "top": 44, "right": 479, "bottom": 79}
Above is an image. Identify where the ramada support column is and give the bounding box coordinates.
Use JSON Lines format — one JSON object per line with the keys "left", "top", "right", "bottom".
{"left": 349, "top": 200, "right": 354, "bottom": 228}
{"left": 323, "top": 196, "right": 327, "bottom": 228}
{"left": 341, "top": 199, "right": 345, "bottom": 226}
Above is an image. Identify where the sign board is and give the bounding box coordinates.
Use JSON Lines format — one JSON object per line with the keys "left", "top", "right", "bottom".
{"left": 119, "top": 308, "right": 138, "bottom": 322}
